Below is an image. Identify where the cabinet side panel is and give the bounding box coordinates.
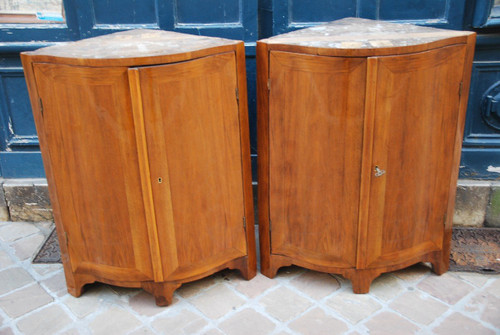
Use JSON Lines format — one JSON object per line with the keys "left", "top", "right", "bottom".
{"left": 365, "top": 45, "right": 467, "bottom": 268}
{"left": 32, "top": 63, "right": 154, "bottom": 281}
{"left": 138, "top": 52, "right": 248, "bottom": 280}
{"left": 269, "top": 51, "right": 366, "bottom": 268}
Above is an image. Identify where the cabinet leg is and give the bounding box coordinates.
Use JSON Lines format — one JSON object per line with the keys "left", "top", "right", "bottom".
{"left": 66, "top": 274, "right": 95, "bottom": 297}
{"left": 141, "top": 282, "right": 182, "bottom": 307}
{"left": 261, "top": 255, "right": 293, "bottom": 279}
{"left": 343, "top": 269, "right": 382, "bottom": 294}
{"left": 229, "top": 256, "right": 257, "bottom": 280}
{"left": 431, "top": 255, "right": 449, "bottom": 275}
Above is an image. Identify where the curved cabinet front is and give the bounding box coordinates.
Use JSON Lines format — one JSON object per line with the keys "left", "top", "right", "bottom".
{"left": 258, "top": 18, "right": 476, "bottom": 293}
{"left": 22, "top": 30, "right": 256, "bottom": 306}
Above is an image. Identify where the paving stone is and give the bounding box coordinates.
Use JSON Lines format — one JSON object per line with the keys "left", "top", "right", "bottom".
{"left": 106, "top": 285, "right": 140, "bottom": 297}
{"left": 129, "top": 327, "right": 157, "bottom": 335}
{"left": 480, "top": 293, "right": 500, "bottom": 329}
{"left": 0, "top": 249, "right": 14, "bottom": 268}
{"left": 0, "top": 267, "right": 34, "bottom": 295}
{"left": 16, "top": 304, "right": 72, "bottom": 335}
{"left": 32, "top": 263, "right": 63, "bottom": 276}
{"left": 176, "top": 275, "right": 217, "bottom": 298}
{"left": 202, "top": 328, "right": 224, "bottom": 335}
{"left": 487, "top": 276, "right": 500, "bottom": 297}
{"left": 453, "top": 182, "right": 490, "bottom": 227}
{"left": 40, "top": 270, "right": 68, "bottom": 297}
{"left": 485, "top": 186, "right": 500, "bottom": 227}
{"left": 0, "top": 283, "right": 53, "bottom": 318}
{"left": 129, "top": 290, "right": 175, "bottom": 317}
{"left": 369, "top": 274, "right": 405, "bottom": 302}
{"left": 258, "top": 286, "right": 312, "bottom": 322}
{"left": 275, "top": 266, "right": 305, "bottom": 280}
{"left": 0, "top": 327, "right": 14, "bottom": 335}
{"left": 417, "top": 273, "right": 474, "bottom": 305}
{"left": 433, "top": 312, "right": 495, "bottom": 335}
{"left": 389, "top": 291, "right": 448, "bottom": 325}
{"left": 62, "top": 285, "right": 107, "bottom": 318}
{"left": 32, "top": 221, "right": 55, "bottom": 236}
{"left": 151, "top": 309, "right": 208, "bottom": 334}
{"left": 392, "top": 263, "right": 431, "bottom": 283}
{"left": 218, "top": 308, "right": 275, "bottom": 335}
{"left": 59, "top": 328, "right": 84, "bottom": 335}
{"left": 455, "top": 272, "right": 489, "bottom": 288}
{"left": 233, "top": 273, "right": 277, "bottom": 298}
{"left": 288, "top": 307, "right": 348, "bottom": 335}
{"left": 89, "top": 306, "right": 141, "bottom": 335}
{"left": 290, "top": 271, "right": 340, "bottom": 300}
{"left": 189, "top": 284, "right": 245, "bottom": 319}
{"left": 3, "top": 184, "right": 53, "bottom": 222}
{"left": 11, "top": 233, "right": 45, "bottom": 261}
{"left": 364, "top": 311, "right": 419, "bottom": 335}
{"left": 325, "top": 291, "right": 382, "bottom": 324}
{"left": 0, "top": 223, "right": 39, "bottom": 242}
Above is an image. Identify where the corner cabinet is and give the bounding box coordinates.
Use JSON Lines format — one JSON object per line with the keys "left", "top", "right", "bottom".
{"left": 21, "top": 30, "right": 256, "bottom": 306}
{"left": 257, "top": 18, "right": 475, "bottom": 293}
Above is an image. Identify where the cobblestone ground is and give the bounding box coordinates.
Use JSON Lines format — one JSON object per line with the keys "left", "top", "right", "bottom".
{"left": 0, "top": 221, "right": 498, "bottom": 335}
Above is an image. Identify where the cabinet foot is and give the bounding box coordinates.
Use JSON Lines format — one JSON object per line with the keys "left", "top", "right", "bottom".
{"left": 431, "top": 258, "right": 449, "bottom": 275}
{"left": 141, "top": 282, "right": 182, "bottom": 306}
{"left": 261, "top": 255, "right": 293, "bottom": 279}
{"left": 229, "top": 256, "right": 257, "bottom": 280}
{"left": 343, "top": 269, "right": 382, "bottom": 294}
{"left": 66, "top": 274, "right": 95, "bottom": 297}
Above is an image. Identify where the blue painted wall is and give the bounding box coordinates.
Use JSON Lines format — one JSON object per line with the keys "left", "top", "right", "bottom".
{"left": 0, "top": 0, "right": 499, "bottom": 179}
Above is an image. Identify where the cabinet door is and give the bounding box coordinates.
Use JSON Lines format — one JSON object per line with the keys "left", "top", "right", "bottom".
{"left": 132, "top": 52, "right": 248, "bottom": 281}
{"left": 362, "top": 45, "right": 466, "bottom": 268}
{"left": 33, "top": 64, "right": 154, "bottom": 281}
{"left": 269, "top": 51, "right": 366, "bottom": 269}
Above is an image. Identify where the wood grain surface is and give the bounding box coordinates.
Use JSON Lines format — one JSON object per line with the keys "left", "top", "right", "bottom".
{"left": 258, "top": 19, "right": 476, "bottom": 293}
{"left": 269, "top": 51, "right": 366, "bottom": 269}
{"left": 22, "top": 33, "right": 256, "bottom": 306}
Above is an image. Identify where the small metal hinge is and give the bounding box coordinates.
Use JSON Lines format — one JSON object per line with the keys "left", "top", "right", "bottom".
{"left": 39, "top": 98, "right": 44, "bottom": 116}
{"left": 243, "top": 217, "right": 246, "bottom": 230}
{"left": 459, "top": 82, "right": 463, "bottom": 97}
{"left": 267, "top": 78, "right": 271, "bottom": 90}
{"left": 236, "top": 87, "right": 239, "bottom": 102}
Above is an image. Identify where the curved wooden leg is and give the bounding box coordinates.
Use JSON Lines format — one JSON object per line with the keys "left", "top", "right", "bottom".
{"left": 343, "top": 269, "right": 382, "bottom": 294}
{"left": 229, "top": 256, "right": 257, "bottom": 280}
{"left": 261, "top": 255, "right": 293, "bottom": 279}
{"left": 142, "top": 282, "right": 182, "bottom": 307}
{"left": 66, "top": 273, "right": 95, "bottom": 297}
{"left": 431, "top": 257, "right": 449, "bottom": 275}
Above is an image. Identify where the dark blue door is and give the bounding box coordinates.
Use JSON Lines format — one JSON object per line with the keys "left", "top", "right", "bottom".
{"left": 0, "top": 0, "right": 498, "bottom": 180}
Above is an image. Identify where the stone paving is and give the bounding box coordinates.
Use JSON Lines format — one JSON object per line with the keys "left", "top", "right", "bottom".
{"left": 0, "top": 221, "right": 498, "bottom": 335}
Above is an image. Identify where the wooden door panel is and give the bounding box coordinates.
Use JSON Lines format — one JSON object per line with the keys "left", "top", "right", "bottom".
{"left": 135, "top": 52, "right": 247, "bottom": 281}
{"left": 32, "top": 63, "right": 154, "bottom": 281}
{"left": 364, "top": 45, "right": 466, "bottom": 268}
{"left": 269, "top": 51, "right": 366, "bottom": 268}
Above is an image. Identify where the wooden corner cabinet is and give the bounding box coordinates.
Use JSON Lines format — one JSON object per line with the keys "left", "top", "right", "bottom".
{"left": 257, "top": 18, "right": 475, "bottom": 293}
{"left": 21, "top": 30, "right": 256, "bottom": 306}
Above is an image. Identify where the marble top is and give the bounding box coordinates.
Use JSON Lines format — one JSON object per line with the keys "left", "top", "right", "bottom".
{"left": 261, "top": 18, "right": 472, "bottom": 50}
{"left": 27, "top": 29, "right": 239, "bottom": 59}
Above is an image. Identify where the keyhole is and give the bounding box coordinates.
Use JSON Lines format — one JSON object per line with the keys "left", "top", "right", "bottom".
{"left": 374, "top": 166, "right": 386, "bottom": 177}
{"left": 158, "top": 177, "right": 162, "bottom": 184}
